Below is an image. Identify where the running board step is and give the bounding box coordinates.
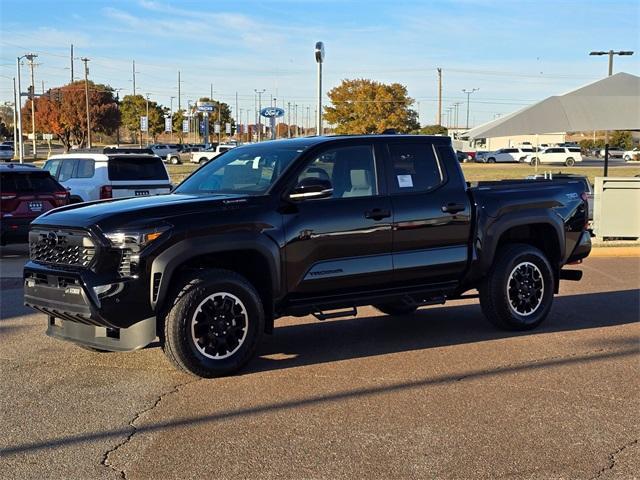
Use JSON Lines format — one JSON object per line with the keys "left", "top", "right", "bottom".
{"left": 312, "top": 307, "right": 358, "bottom": 321}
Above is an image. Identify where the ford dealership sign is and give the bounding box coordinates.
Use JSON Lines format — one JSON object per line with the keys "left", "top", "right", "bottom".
{"left": 260, "top": 107, "right": 285, "bottom": 118}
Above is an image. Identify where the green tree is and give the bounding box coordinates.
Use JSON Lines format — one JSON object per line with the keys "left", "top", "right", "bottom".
{"left": 120, "top": 94, "right": 165, "bottom": 144}
{"left": 610, "top": 130, "right": 633, "bottom": 149}
{"left": 324, "top": 79, "right": 419, "bottom": 134}
{"left": 195, "top": 98, "right": 235, "bottom": 140}
{"left": 172, "top": 109, "right": 187, "bottom": 143}
{"left": 415, "top": 124, "right": 448, "bottom": 135}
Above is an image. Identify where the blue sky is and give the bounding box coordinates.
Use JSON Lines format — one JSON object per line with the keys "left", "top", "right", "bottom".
{"left": 1, "top": 0, "right": 638, "bottom": 126}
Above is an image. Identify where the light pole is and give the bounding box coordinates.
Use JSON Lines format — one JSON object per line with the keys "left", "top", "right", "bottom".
{"left": 115, "top": 89, "right": 123, "bottom": 147}
{"left": 462, "top": 88, "right": 479, "bottom": 129}
{"left": 254, "top": 89, "right": 265, "bottom": 141}
{"left": 589, "top": 50, "right": 634, "bottom": 176}
{"left": 170, "top": 96, "right": 175, "bottom": 142}
{"left": 590, "top": 50, "right": 634, "bottom": 76}
{"left": 25, "top": 53, "right": 38, "bottom": 159}
{"left": 315, "top": 41, "right": 324, "bottom": 136}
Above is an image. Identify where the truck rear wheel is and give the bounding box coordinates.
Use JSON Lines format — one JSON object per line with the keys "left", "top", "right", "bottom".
{"left": 373, "top": 302, "right": 417, "bottom": 316}
{"left": 162, "top": 269, "right": 264, "bottom": 378}
{"left": 565, "top": 157, "right": 575, "bottom": 166}
{"left": 479, "top": 243, "right": 554, "bottom": 331}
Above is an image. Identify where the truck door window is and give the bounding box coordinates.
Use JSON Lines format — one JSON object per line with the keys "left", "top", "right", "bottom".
{"left": 387, "top": 143, "right": 443, "bottom": 193}
{"left": 297, "top": 145, "right": 377, "bottom": 199}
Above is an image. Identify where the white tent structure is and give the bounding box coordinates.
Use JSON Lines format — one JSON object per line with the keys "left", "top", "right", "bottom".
{"left": 464, "top": 72, "right": 640, "bottom": 139}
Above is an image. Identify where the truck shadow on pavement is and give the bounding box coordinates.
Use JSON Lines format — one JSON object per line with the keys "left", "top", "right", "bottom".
{"left": 249, "top": 288, "right": 640, "bottom": 374}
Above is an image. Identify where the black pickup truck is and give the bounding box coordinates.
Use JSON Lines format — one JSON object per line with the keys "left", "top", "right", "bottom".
{"left": 23, "top": 135, "right": 591, "bottom": 377}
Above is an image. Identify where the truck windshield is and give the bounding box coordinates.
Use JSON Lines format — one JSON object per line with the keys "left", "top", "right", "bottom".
{"left": 175, "top": 144, "right": 307, "bottom": 195}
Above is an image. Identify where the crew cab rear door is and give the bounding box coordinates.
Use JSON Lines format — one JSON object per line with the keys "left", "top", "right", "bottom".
{"left": 383, "top": 141, "right": 472, "bottom": 285}
{"left": 282, "top": 141, "right": 393, "bottom": 296}
{"left": 107, "top": 155, "right": 173, "bottom": 198}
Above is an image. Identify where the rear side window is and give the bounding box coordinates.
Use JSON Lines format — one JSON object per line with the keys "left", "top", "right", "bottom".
{"left": 1, "top": 172, "right": 61, "bottom": 193}
{"left": 108, "top": 156, "right": 169, "bottom": 181}
{"left": 75, "top": 160, "right": 95, "bottom": 178}
{"left": 568, "top": 147, "right": 581, "bottom": 153}
{"left": 387, "top": 143, "right": 443, "bottom": 193}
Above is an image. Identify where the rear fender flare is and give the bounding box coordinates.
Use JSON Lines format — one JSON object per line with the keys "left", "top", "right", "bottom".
{"left": 478, "top": 210, "right": 565, "bottom": 275}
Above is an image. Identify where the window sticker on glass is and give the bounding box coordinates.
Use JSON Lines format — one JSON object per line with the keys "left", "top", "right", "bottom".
{"left": 397, "top": 174, "right": 413, "bottom": 188}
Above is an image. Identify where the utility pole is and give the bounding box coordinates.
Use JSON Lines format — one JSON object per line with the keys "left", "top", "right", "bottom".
{"left": 115, "top": 89, "right": 121, "bottom": 147}
{"left": 462, "top": 88, "right": 479, "bottom": 129}
{"left": 210, "top": 83, "right": 213, "bottom": 100}
{"left": 81, "top": 57, "right": 91, "bottom": 148}
{"left": 437, "top": 67, "right": 442, "bottom": 126}
{"left": 70, "top": 44, "right": 74, "bottom": 82}
{"left": 132, "top": 60, "right": 136, "bottom": 96}
{"left": 170, "top": 96, "right": 175, "bottom": 142}
{"left": 217, "top": 97, "right": 221, "bottom": 145}
{"left": 145, "top": 94, "right": 150, "bottom": 146}
{"left": 26, "top": 53, "right": 38, "bottom": 159}
{"left": 589, "top": 49, "right": 634, "bottom": 176}
{"left": 287, "top": 102, "right": 291, "bottom": 138}
{"left": 254, "top": 89, "right": 265, "bottom": 141}
{"left": 235, "top": 91, "right": 238, "bottom": 141}
{"left": 16, "top": 56, "right": 24, "bottom": 163}
{"left": 453, "top": 102, "right": 462, "bottom": 129}
{"left": 177, "top": 70, "right": 181, "bottom": 111}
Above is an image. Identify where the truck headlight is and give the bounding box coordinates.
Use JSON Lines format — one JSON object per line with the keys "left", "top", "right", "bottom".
{"left": 104, "top": 226, "right": 169, "bottom": 251}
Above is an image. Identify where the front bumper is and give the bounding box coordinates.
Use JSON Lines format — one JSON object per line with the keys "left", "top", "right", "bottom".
{"left": 24, "top": 261, "right": 157, "bottom": 351}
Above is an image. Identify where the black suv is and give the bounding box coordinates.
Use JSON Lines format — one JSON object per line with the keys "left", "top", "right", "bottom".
{"left": 24, "top": 135, "right": 591, "bottom": 377}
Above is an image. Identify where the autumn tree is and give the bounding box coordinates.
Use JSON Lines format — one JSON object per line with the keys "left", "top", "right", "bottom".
{"left": 21, "top": 81, "right": 119, "bottom": 150}
{"left": 172, "top": 109, "right": 187, "bottom": 143}
{"left": 416, "top": 124, "right": 448, "bottom": 135}
{"left": 324, "top": 79, "right": 419, "bottom": 134}
{"left": 120, "top": 94, "right": 165, "bottom": 144}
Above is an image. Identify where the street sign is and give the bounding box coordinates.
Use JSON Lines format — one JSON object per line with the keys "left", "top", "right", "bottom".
{"left": 182, "top": 119, "right": 189, "bottom": 133}
{"left": 140, "top": 116, "right": 148, "bottom": 132}
{"left": 260, "top": 107, "right": 285, "bottom": 118}
{"left": 164, "top": 117, "right": 172, "bottom": 133}
{"left": 196, "top": 101, "right": 216, "bottom": 112}
{"left": 214, "top": 123, "right": 221, "bottom": 134}
{"left": 225, "top": 122, "right": 231, "bottom": 134}
{"left": 43, "top": 133, "right": 54, "bottom": 140}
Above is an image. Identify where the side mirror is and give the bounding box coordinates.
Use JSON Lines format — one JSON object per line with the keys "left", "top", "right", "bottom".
{"left": 289, "top": 177, "right": 333, "bottom": 201}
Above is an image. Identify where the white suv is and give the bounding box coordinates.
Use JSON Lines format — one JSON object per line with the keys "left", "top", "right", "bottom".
{"left": 524, "top": 147, "right": 583, "bottom": 167}
{"left": 43, "top": 153, "right": 172, "bottom": 203}
{"left": 476, "top": 147, "right": 535, "bottom": 163}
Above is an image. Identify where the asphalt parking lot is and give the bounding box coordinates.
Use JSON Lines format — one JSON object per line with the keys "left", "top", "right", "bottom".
{"left": 1, "top": 245, "right": 638, "bottom": 479}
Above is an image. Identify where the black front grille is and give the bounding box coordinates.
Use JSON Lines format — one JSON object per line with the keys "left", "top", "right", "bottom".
{"left": 29, "top": 229, "right": 96, "bottom": 268}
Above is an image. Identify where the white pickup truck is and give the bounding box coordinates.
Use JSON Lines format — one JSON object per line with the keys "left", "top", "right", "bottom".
{"left": 190, "top": 144, "right": 236, "bottom": 164}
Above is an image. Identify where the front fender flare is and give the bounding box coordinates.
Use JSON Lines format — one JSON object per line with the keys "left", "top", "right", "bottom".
{"left": 150, "top": 233, "right": 281, "bottom": 312}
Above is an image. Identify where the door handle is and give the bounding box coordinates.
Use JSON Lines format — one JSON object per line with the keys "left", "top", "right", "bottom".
{"left": 365, "top": 208, "right": 391, "bottom": 220}
{"left": 441, "top": 203, "right": 466, "bottom": 214}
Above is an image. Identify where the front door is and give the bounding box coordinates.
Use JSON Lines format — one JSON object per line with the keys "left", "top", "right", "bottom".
{"left": 282, "top": 142, "right": 393, "bottom": 297}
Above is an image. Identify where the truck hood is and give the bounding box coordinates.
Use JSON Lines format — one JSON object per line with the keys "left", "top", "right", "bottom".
{"left": 32, "top": 193, "right": 252, "bottom": 229}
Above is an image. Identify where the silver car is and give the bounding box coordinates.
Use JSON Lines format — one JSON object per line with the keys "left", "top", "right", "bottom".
{"left": 0, "top": 145, "right": 14, "bottom": 161}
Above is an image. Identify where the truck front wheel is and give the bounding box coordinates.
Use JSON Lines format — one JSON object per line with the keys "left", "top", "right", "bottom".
{"left": 162, "top": 269, "right": 264, "bottom": 378}
{"left": 479, "top": 244, "right": 554, "bottom": 331}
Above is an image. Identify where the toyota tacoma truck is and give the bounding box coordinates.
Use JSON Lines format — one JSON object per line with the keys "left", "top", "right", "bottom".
{"left": 23, "top": 135, "right": 592, "bottom": 378}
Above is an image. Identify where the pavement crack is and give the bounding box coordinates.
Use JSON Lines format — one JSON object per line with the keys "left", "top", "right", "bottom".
{"left": 100, "top": 378, "right": 200, "bottom": 479}
{"left": 591, "top": 438, "right": 638, "bottom": 479}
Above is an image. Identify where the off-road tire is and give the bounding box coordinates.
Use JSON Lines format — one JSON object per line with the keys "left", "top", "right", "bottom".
{"left": 565, "top": 157, "right": 575, "bottom": 167}
{"left": 373, "top": 302, "right": 418, "bottom": 316}
{"left": 479, "top": 243, "right": 554, "bottom": 331}
{"left": 162, "top": 269, "right": 264, "bottom": 378}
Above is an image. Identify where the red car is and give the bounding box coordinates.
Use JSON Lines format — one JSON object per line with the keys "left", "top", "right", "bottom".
{"left": 1, "top": 164, "right": 69, "bottom": 245}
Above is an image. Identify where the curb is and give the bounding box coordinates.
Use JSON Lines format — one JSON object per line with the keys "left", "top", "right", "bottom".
{"left": 589, "top": 246, "right": 640, "bottom": 257}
